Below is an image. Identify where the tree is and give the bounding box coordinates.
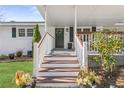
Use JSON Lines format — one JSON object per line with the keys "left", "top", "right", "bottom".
{"left": 33, "top": 24, "right": 41, "bottom": 43}
{"left": 91, "top": 30, "right": 123, "bottom": 73}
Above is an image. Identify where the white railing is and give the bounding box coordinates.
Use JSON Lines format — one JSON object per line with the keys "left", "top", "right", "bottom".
{"left": 77, "top": 32, "right": 124, "bottom": 55}
{"left": 33, "top": 32, "right": 55, "bottom": 77}
{"left": 75, "top": 34, "right": 88, "bottom": 69}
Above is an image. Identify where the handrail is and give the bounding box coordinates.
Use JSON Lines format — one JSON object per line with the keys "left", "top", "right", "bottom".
{"left": 77, "top": 31, "right": 124, "bottom": 54}
{"left": 38, "top": 32, "right": 55, "bottom": 48}
{"left": 75, "top": 34, "right": 88, "bottom": 68}
{"left": 75, "top": 34, "right": 83, "bottom": 47}
{"left": 77, "top": 31, "right": 124, "bottom": 35}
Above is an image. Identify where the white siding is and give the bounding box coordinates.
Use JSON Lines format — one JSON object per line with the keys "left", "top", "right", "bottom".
{"left": 0, "top": 25, "right": 44, "bottom": 55}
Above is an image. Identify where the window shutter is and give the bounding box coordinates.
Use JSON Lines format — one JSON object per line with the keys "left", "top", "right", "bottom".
{"left": 70, "top": 27, "right": 74, "bottom": 42}
{"left": 12, "top": 28, "right": 16, "bottom": 38}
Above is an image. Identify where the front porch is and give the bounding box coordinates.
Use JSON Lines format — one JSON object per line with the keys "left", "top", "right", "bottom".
{"left": 33, "top": 5, "right": 124, "bottom": 87}
{"left": 33, "top": 30, "right": 124, "bottom": 87}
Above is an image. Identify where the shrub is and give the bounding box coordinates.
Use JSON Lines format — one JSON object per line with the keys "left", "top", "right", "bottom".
{"left": 16, "top": 51, "right": 23, "bottom": 57}
{"left": 9, "top": 53, "right": 15, "bottom": 59}
{"left": 33, "top": 24, "right": 41, "bottom": 43}
{"left": 0, "top": 55, "right": 8, "bottom": 60}
{"left": 15, "top": 70, "right": 32, "bottom": 88}
{"left": 77, "top": 69, "right": 100, "bottom": 87}
{"left": 91, "top": 31, "right": 123, "bottom": 72}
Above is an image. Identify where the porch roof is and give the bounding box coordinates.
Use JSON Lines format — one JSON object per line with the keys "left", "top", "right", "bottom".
{"left": 37, "top": 5, "right": 124, "bottom": 27}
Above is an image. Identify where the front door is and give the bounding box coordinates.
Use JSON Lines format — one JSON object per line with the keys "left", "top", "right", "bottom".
{"left": 55, "top": 28, "right": 64, "bottom": 48}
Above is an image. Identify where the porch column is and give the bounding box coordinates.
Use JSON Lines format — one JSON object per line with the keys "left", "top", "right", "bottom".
{"left": 74, "top": 6, "right": 77, "bottom": 53}
{"left": 45, "top": 5, "right": 47, "bottom": 33}
{"left": 74, "top": 6, "right": 77, "bottom": 33}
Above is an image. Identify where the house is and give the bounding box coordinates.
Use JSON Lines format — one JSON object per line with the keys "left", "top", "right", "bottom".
{"left": 0, "top": 21, "right": 44, "bottom": 56}
{"left": 33, "top": 5, "right": 124, "bottom": 87}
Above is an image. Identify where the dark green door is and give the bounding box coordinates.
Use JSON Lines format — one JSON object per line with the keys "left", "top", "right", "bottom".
{"left": 55, "top": 28, "right": 64, "bottom": 48}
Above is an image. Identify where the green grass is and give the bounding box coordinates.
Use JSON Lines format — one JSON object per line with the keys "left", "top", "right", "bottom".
{"left": 0, "top": 61, "right": 33, "bottom": 88}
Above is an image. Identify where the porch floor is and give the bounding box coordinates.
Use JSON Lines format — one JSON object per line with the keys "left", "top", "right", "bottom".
{"left": 36, "top": 49, "right": 80, "bottom": 87}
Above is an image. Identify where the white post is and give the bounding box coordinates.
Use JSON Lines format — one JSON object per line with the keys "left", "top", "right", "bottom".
{"left": 82, "top": 42, "right": 88, "bottom": 69}
{"left": 74, "top": 5, "right": 77, "bottom": 54}
{"left": 44, "top": 6, "right": 48, "bottom": 54}
{"left": 33, "top": 43, "right": 39, "bottom": 77}
{"left": 45, "top": 5, "right": 47, "bottom": 33}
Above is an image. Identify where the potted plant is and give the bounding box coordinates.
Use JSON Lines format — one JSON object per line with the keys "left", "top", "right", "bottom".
{"left": 77, "top": 69, "right": 100, "bottom": 88}
{"left": 9, "top": 53, "right": 15, "bottom": 59}
{"left": 15, "top": 70, "right": 33, "bottom": 88}
{"left": 16, "top": 51, "right": 23, "bottom": 57}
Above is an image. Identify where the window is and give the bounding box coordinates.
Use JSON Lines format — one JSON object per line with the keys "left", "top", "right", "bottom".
{"left": 77, "top": 28, "right": 81, "bottom": 32}
{"left": 12, "top": 28, "right": 16, "bottom": 38}
{"left": 83, "top": 28, "right": 90, "bottom": 32}
{"left": 27, "top": 29, "right": 33, "bottom": 37}
{"left": 18, "top": 29, "right": 25, "bottom": 37}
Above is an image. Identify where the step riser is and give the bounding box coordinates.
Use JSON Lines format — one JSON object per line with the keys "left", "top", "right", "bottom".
{"left": 44, "top": 57, "right": 77, "bottom": 61}
{"left": 39, "top": 69, "right": 80, "bottom": 72}
{"left": 41, "top": 64, "right": 80, "bottom": 67}
{"left": 42, "top": 61, "right": 78, "bottom": 64}
{"left": 45, "top": 55, "right": 76, "bottom": 57}
{"left": 36, "top": 83, "right": 78, "bottom": 88}
{"left": 37, "top": 72, "right": 78, "bottom": 76}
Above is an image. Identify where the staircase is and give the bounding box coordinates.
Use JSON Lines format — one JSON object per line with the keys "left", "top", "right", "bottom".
{"left": 116, "top": 67, "right": 124, "bottom": 88}
{"left": 36, "top": 50, "right": 80, "bottom": 88}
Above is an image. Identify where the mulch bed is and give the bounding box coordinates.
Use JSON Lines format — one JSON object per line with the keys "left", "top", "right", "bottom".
{"left": 90, "top": 66, "right": 124, "bottom": 88}
{"left": 0, "top": 56, "right": 33, "bottom": 63}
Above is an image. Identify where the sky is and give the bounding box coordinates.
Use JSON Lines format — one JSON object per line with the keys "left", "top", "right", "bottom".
{"left": 0, "top": 5, "right": 44, "bottom": 22}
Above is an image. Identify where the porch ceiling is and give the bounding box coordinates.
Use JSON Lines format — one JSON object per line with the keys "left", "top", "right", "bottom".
{"left": 37, "top": 5, "right": 124, "bottom": 26}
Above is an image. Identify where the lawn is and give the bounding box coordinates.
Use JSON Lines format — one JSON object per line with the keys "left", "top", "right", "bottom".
{"left": 0, "top": 61, "right": 33, "bottom": 88}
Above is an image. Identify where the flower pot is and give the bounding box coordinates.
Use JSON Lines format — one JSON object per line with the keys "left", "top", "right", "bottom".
{"left": 9, "top": 53, "right": 15, "bottom": 59}
{"left": 16, "top": 51, "right": 22, "bottom": 57}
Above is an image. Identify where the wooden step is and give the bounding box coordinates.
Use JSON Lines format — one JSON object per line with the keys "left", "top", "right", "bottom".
{"left": 45, "top": 55, "right": 76, "bottom": 57}
{"left": 42, "top": 60, "right": 79, "bottom": 64}
{"left": 36, "top": 76, "right": 77, "bottom": 83}
{"left": 36, "top": 83, "right": 78, "bottom": 88}
{"left": 41, "top": 64, "right": 80, "bottom": 67}
{"left": 44, "top": 57, "right": 77, "bottom": 61}
{"left": 39, "top": 67, "right": 80, "bottom": 72}
{"left": 37, "top": 72, "right": 78, "bottom": 76}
